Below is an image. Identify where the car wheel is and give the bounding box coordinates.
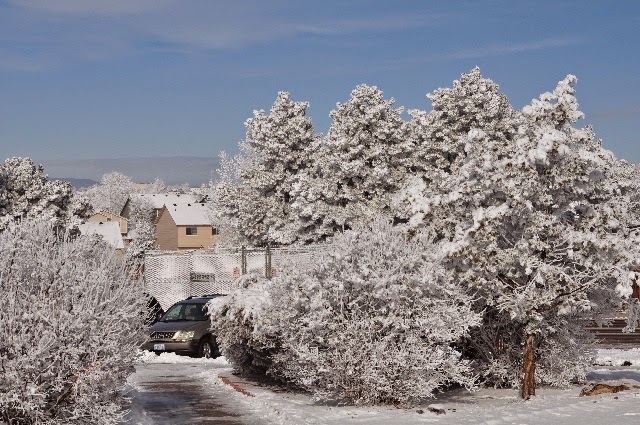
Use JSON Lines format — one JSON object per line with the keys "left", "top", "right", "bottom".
{"left": 198, "top": 339, "right": 213, "bottom": 359}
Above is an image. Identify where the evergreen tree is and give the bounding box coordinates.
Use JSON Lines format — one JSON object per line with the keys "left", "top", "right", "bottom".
{"left": 0, "top": 157, "right": 90, "bottom": 231}
{"left": 211, "top": 92, "right": 316, "bottom": 245}
{"left": 293, "top": 84, "right": 411, "bottom": 241}
{"left": 400, "top": 72, "right": 627, "bottom": 396}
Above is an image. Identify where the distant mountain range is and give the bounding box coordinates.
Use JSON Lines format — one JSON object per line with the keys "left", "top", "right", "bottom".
{"left": 37, "top": 156, "right": 220, "bottom": 186}
{"left": 51, "top": 177, "right": 98, "bottom": 189}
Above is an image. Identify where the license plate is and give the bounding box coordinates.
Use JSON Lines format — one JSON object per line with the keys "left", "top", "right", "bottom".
{"left": 154, "top": 344, "right": 165, "bottom": 351}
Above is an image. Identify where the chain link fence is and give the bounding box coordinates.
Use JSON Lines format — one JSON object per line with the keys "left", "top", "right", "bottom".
{"left": 144, "top": 245, "right": 327, "bottom": 310}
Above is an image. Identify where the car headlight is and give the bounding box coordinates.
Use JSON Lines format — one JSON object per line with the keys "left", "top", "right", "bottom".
{"left": 174, "top": 331, "right": 195, "bottom": 339}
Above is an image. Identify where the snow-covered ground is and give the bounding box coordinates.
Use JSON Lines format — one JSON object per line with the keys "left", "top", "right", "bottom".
{"left": 128, "top": 349, "right": 640, "bottom": 424}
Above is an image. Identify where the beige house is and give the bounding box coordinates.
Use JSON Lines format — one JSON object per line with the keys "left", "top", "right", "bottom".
{"left": 88, "top": 210, "right": 128, "bottom": 235}
{"left": 78, "top": 221, "right": 125, "bottom": 256}
{"left": 155, "top": 203, "right": 219, "bottom": 250}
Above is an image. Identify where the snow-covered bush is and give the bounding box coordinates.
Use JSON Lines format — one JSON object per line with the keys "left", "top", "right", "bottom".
{"left": 0, "top": 220, "right": 148, "bottom": 425}
{"left": 208, "top": 275, "right": 278, "bottom": 376}
{"left": 268, "top": 221, "right": 480, "bottom": 405}
{"left": 212, "top": 221, "right": 480, "bottom": 405}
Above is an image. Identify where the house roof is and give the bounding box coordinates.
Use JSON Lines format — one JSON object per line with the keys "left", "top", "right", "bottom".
{"left": 131, "top": 193, "right": 201, "bottom": 210}
{"left": 162, "top": 202, "right": 211, "bottom": 226}
{"left": 78, "top": 221, "right": 125, "bottom": 249}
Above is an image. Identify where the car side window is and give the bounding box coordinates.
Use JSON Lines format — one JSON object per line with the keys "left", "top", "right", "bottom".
{"left": 163, "top": 304, "right": 184, "bottom": 321}
{"left": 184, "top": 305, "right": 197, "bottom": 320}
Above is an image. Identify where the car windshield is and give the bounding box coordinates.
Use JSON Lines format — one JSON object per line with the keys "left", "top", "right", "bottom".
{"left": 160, "top": 303, "right": 208, "bottom": 322}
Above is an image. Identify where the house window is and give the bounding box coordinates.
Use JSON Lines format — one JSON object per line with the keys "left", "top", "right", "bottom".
{"left": 186, "top": 227, "right": 198, "bottom": 235}
{"left": 212, "top": 227, "right": 219, "bottom": 236}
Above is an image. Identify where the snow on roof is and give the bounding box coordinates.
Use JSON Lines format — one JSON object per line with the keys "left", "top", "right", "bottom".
{"left": 78, "top": 221, "right": 125, "bottom": 249}
{"left": 163, "top": 202, "right": 211, "bottom": 226}
{"left": 132, "top": 193, "right": 200, "bottom": 209}
{"left": 94, "top": 210, "right": 128, "bottom": 221}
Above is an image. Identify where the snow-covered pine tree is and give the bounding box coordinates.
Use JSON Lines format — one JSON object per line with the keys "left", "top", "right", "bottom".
{"left": 0, "top": 219, "right": 148, "bottom": 425}
{"left": 210, "top": 92, "right": 316, "bottom": 246}
{"left": 395, "top": 67, "right": 523, "bottom": 220}
{"left": 0, "top": 157, "right": 90, "bottom": 231}
{"left": 292, "top": 85, "right": 412, "bottom": 241}
{"left": 606, "top": 160, "right": 640, "bottom": 331}
{"left": 400, "top": 72, "right": 627, "bottom": 397}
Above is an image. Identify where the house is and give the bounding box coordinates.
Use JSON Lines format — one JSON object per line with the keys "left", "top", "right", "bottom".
{"left": 78, "top": 221, "right": 125, "bottom": 256}
{"left": 88, "top": 210, "right": 128, "bottom": 235}
{"left": 155, "top": 203, "right": 219, "bottom": 250}
{"left": 121, "top": 193, "right": 203, "bottom": 220}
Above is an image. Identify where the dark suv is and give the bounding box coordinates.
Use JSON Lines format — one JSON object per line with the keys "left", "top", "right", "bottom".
{"left": 143, "top": 295, "right": 224, "bottom": 358}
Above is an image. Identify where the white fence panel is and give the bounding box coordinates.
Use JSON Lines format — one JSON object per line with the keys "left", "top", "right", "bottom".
{"left": 145, "top": 245, "right": 329, "bottom": 310}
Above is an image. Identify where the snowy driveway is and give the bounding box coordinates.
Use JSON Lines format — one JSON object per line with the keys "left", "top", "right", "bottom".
{"left": 125, "top": 350, "right": 640, "bottom": 425}
{"left": 126, "top": 356, "right": 266, "bottom": 425}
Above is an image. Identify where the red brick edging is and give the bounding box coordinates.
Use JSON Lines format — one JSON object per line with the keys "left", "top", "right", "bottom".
{"left": 220, "top": 376, "right": 255, "bottom": 397}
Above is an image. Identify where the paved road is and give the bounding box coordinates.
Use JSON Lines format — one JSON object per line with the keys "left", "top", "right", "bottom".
{"left": 126, "top": 362, "right": 263, "bottom": 425}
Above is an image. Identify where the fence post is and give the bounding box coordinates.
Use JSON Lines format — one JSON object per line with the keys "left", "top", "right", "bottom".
{"left": 241, "top": 246, "right": 247, "bottom": 275}
{"left": 265, "top": 244, "right": 272, "bottom": 279}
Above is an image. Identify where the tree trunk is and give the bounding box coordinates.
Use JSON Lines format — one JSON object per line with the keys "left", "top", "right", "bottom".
{"left": 521, "top": 333, "right": 536, "bottom": 399}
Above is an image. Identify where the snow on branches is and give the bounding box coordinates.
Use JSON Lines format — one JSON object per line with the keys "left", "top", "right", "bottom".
{"left": 210, "top": 92, "right": 317, "bottom": 246}
{"left": 0, "top": 220, "right": 148, "bottom": 425}
{"left": 210, "top": 68, "right": 638, "bottom": 401}
{"left": 77, "top": 171, "right": 136, "bottom": 215}
{"left": 211, "top": 221, "right": 480, "bottom": 405}
{"left": 398, "top": 71, "right": 628, "bottom": 395}
{"left": 0, "top": 157, "right": 90, "bottom": 231}
{"left": 292, "top": 85, "right": 411, "bottom": 241}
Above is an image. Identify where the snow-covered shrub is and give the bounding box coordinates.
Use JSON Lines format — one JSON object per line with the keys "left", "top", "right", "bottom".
{"left": 0, "top": 220, "right": 148, "bottom": 425}
{"left": 124, "top": 197, "right": 156, "bottom": 267}
{"left": 270, "top": 222, "right": 479, "bottom": 405}
{"left": 208, "top": 275, "right": 279, "bottom": 376}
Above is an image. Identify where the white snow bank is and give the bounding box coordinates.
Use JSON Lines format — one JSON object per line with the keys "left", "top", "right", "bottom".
{"left": 195, "top": 349, "right": 640, "bottom": 425}
{"left": 136, "top": 350, "right": 230, "bottom": 366}
{"left": 595, "top": 348, "right": 640, "bottom": 366}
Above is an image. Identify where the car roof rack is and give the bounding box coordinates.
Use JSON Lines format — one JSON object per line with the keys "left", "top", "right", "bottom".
{"left": 185, "top": 294, "right": 224, "bottom": 300}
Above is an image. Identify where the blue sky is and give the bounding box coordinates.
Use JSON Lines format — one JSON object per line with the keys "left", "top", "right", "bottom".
{"left": 1, "top": 0, "right": 639, "bottom": 183}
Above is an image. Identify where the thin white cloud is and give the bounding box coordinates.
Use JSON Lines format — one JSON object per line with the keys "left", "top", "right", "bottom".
{"left": 135, "top": 10, "right": 444, "bottom": 50}
{"left": 589, "top": 106, "right": 640, "bottom": 120}
{"left": 9, "top": 0, "right": 176, "bottom": 15}
{"left": 294, "top": 14, "right": 441, "bottom": 36}
{"left": 6, "top": 1, "right": 447, "bottom": 53}
{"left": 446, "top": 37, "right": 583, "bottom": 59}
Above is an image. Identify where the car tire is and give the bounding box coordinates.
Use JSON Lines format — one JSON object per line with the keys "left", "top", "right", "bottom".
{"left": 198, "top": 338, "right": 214, "bottom": 359}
